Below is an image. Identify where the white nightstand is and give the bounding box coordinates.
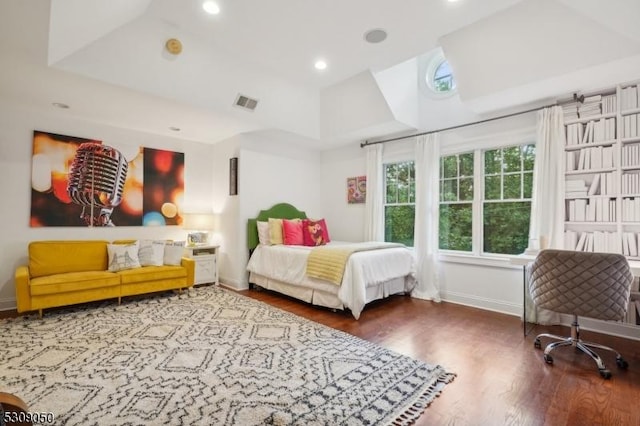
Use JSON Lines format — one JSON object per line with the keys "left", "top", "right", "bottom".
{"left": 183, "top": 245, "right": 219, "bottom": 286}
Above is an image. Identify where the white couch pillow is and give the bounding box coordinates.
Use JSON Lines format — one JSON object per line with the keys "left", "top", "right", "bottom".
{"left": 107, "top": 242, "right": 142, "bottom": 272}
{"left": 138, "top": 240, "right": 165, "bottom": 266}
{"left": 164, "top": 241, "right": 185, "bottom": 266}
{"left": 257, "top": 221, "right": 271, "bottom": 245}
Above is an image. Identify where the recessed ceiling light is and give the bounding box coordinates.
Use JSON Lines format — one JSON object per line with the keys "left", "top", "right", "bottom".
{"left": 202, "top": 1, "right": 220, "bottom": 14}
{"left": 364, "top": 28, "right": 388, "bottom": 44}
{"left": 52, "top": 102, "right": 70, "bottom": 109}
{"left": 169, "top": 126, "right": 181, "bottom": 132}
{"left": 314, "top": 60, "right": 327, "bottom": 71}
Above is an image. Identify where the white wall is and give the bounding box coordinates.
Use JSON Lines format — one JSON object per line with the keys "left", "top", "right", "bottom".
{"left": 211, "top": 130, "right": 324, "bottom": 290}
{"left": 0, "top": 102, "right": 215, "bottom": 310}
{"left": 319, "top": 143, "right": 367, "bottom": 242}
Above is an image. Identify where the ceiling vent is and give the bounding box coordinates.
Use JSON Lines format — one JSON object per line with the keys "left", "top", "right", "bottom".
{"left": 234, "top": 94, "right": 259, "bottom": 111}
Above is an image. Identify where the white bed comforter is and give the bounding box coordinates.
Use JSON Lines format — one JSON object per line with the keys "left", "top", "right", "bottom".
{"left": 246, "top": 241, "right": 416, "bottom": 319}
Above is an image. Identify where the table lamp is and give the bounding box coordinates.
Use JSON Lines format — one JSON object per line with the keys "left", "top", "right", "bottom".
{"left": 182, "top": 213, "right": 216, "bottom": 246}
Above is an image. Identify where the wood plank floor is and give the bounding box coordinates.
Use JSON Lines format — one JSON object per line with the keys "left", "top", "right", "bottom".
{"left": 3, "top": 289, "right": 640, "bottom": 425}
{"left": 241, "top": 288, "right": 640, "bottom": 426}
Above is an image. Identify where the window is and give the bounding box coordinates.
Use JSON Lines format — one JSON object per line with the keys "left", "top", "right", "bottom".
{"left": 432, "top": 60, "right": 456, "bottom": 93}
{"left": 439, "top": 152, "right": 474, "bottom": 251}
{"left": 483, "top": 144, "right": 535, "bottom": 255}
{"left": 383, "top": 141, "right": 535, "bottom": 257}
{"left": 384, "top": 161, "right": 415, "bottom": 246}
{"left": 425, "top": 54, "right": 456, "bottom": 96}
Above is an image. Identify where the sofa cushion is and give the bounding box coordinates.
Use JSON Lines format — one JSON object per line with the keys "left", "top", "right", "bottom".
{"left": 29, "top": 241, "right": 109, "bottom": 278}
{"left": 117, "top": 265, "right": 186, "bottom": 284}
{"left": 30, "top": 271, "right": 120, "bottom": 296}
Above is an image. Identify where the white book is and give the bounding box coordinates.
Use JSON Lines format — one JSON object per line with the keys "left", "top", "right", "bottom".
{"left": 576, "top": 232, "right": 588, "bottom": 251}
{"left": 578, "top": 149, "right": 586, "bottom": 169}
{"left": 595, "top": 198, "right": 603, "bottom": 221}
{"left": 588, "top": 174, "right": 600, "bottom": 195}
{"left": 569, "top": 200, "right": 576, "bottom": 221}
{"left": 581, "top": 122, "right": 592, "bottom": 144}
{"left": 594, "top": 231, "right": 604, "bottom": 252}
{"left": 625, "top": 115, "right": 631, "bottom": 138}
{"left": 564, "top": 230, "right": 577, "bottom": 250}
{"left": 630, "top": 232, "right": 638, "bottom": 256}
{"left": 623, "top": 233, "right": 630, "bottom": 256}
{"left": 586, "top": 202, "right": 595, "bottom": 221}
{"left": 610, "top": 199, "right": 616, "bottom": 222}
{"left": 594, "top": 146, "right": 603, "bottom": 169}
{"left": 630, "top": 87, "right": 635, "bottom": 110}
{"left": 586, "top": 233, "right": 594, "bottom": 252}
{"left": 575, "top": 199, "right": 587, "bottom": 221}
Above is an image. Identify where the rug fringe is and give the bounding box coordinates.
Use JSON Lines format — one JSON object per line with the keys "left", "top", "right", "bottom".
{"left": 391, "top": 368, "right": 457, "bottom": 426}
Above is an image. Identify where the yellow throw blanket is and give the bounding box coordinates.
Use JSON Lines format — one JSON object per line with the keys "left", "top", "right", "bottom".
{"left": 305, "top": 242, "right": 404, "bottom": 285}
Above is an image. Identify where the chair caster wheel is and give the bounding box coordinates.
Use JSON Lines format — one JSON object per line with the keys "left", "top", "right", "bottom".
{"left": 616, "top": 357, "right": 629, "bottom": 369}
{"left": 544, "top": 354, "right": 553, "bottom": 364}
{"left": 534, "top": 338, "right": 541, "bottom": 349}
{"left": 599, "top": 369, "right": 612, "bottom": 379}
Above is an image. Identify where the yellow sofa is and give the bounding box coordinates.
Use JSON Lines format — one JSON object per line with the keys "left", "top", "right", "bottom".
{"left": 15, "top": 240, "right": 195, "bottom": 317}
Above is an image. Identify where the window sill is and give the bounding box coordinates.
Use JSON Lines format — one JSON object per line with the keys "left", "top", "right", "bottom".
{"left": 437, "top": 252, "right": 523, "bottom": 270}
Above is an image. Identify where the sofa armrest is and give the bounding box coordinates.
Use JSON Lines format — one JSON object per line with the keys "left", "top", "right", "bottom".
{"left": 14, "top": 266, "right": 31, "bottom": 313}
{"left": 181, "top": 257, "right": 195, "bottom": 286}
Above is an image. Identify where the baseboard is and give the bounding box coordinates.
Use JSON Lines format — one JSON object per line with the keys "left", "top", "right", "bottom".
{"left": 441, "top": 291, "right": 521, "bottom": 317}
{"left": 0, "top": 297, "right": 17, "bottom": 311}
{"left": 219, "top": 276, "right": 249, "bottom": 291}
{"left": 441, "top": 291, "right": 640, "bottom": 341}
{"left": 558, "top": 314, "right": 640, "bottom": 342}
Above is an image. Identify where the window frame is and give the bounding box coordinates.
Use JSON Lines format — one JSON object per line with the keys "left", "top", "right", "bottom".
{"left": 480, "top": 143, "right": 535, "bottom": 256}
{"left": 383, "top": 160, "right": 416, "bottom": 246}
{"left": 438, "top": 129, "right": 536, "bottom": 260}
{"left": 418, "top": 48, "right": 458, "bottom": 100}
{"left": 439, "top": 151, "right": 474, "bottom": 252}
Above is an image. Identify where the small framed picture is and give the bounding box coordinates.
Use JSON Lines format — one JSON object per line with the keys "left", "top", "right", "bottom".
{"left": 187, "top": 232, "right": 208, "bottom": 246}
{"left": 347, "top": 176, "right": 366, "bottom": 204}
{"left": 229, "top": 157, "right": 238, "bottom": 196}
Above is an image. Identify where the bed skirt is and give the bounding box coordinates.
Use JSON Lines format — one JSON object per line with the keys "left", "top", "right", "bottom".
{"left": 249, "top": 272, "right": 408, "bottom": 314}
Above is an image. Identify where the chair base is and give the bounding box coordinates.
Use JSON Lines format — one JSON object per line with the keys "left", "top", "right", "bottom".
{"left": 533, "top": 316, "right": 629, "bottom": 379}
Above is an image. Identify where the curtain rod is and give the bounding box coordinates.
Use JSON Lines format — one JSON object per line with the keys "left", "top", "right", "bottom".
{"left": 360, "top": 102, "right": 558, "bottom": 148}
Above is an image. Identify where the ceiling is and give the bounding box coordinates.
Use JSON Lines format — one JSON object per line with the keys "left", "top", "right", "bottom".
{"left": 1, "top": 0, "right": 639, "bottom": 150}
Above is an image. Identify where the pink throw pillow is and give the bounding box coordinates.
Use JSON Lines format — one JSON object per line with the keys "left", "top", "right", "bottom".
{"left": 302, "top": 219, "right": 329, "bottom": 246}
{"left": 283, "top": 219, "right": 304, "bottom": 245}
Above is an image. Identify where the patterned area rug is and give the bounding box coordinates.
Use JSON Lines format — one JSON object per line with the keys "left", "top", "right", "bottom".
{"left": 1, "top": 286, "right": 455, "bottom": 425}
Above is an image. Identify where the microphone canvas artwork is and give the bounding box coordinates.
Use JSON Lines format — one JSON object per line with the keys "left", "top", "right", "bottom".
{"left": 30, "top": 131, "right": 184, "bottom": 227}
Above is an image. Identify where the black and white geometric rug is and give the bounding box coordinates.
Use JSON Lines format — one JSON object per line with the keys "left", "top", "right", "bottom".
{"left": 1, "top": 286, "right": 455, "bottom": 425}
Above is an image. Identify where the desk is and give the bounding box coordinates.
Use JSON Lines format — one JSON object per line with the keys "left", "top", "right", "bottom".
{"left": 511, "top": 252, "right": 640, "bottom": 336}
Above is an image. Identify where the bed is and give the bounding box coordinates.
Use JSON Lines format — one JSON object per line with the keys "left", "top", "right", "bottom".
{"left": 246, "top": 203, "right": 416, "bottom": 319}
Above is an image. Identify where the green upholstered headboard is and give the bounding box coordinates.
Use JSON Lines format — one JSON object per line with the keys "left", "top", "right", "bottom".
{"left": 247, "top": 203, "right": 307, "bottom": 251}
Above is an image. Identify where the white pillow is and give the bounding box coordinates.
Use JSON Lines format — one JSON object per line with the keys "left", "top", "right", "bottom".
{"left": 138, "top": 239, "right": 165, "bottom": 266}
{"left": 257, "top": 221, "right": 271, "bottom": 245}
{"left": 107, "top": 242, "right": 141, "bottom": 272}
{"left": 164, "top": 241, "right": 185, "bottom": 266}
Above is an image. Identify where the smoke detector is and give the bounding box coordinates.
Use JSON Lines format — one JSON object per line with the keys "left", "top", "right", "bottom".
{"left": 234, "top": 94, "right": 259, "bottom": 111}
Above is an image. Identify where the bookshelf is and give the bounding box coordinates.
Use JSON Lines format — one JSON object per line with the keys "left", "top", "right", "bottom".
{"left": 562, "top": 80, "right": 640, "bottom": 326}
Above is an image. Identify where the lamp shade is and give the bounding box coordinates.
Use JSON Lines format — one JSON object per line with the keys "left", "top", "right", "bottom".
{"left": 182, "top": 213, "right": 216, "bottom": 230}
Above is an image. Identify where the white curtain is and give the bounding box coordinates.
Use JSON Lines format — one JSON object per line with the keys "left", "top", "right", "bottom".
{"left": 525, "top": 105, "right": 565, "bottom": 324}
{"left": 412, "top": 133, "right": 441, "bottom": 301}
{"left": 529, "top": 105, "right": 566, "bottom": 253}
{"left": 364, "top": 144, "right": 384, "bottom": 241}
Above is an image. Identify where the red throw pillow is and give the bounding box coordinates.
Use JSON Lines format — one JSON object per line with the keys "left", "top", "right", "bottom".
{"left": 303, "top": 219, "right": 329, "bottom": 246}
{"left": 282, "top": 219, "right": 304, "bottom": 245}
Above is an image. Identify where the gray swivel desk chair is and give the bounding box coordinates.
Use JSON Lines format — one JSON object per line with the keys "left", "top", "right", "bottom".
{"left": 527, "top": 249, "right": 632, "bottom": 379}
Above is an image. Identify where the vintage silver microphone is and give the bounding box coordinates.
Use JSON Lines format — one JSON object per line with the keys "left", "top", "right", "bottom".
{"left": 67, "top": 143, "right": 129, "bottom": 226}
